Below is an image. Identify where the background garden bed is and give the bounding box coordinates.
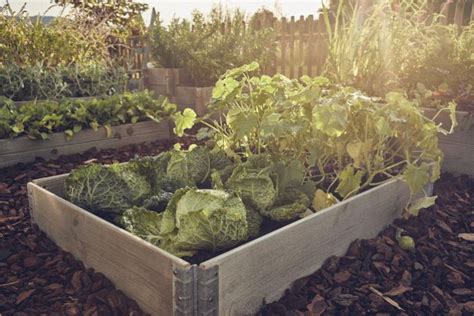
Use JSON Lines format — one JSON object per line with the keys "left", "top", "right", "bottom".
{"left": 144, "top": 68, "right": 212, "bottom": 116}
{"left": 422, "top": 108, "right": 473, "bottom": 176}
{"left": 0, "top": 120, "right": 172, "bottom": 169}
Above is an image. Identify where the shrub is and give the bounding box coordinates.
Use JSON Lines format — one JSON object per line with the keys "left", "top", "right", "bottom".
{"left": 148, "top": 6, "right": 276, "bottom": 86}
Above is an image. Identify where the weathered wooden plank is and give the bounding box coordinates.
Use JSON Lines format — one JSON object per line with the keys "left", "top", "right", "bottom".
{"left": 0, "top": 121, "right": 172, "bottom": 168}
{"left": 173, "top": 86, "right": 212, "bottom": 114}
{"left": 280, "top": 17, "right": 288, "bottom": 76}
{"left": 28, "top": 179, "right": 190, "bottom": 315}
{"left": 0, "top": 121, "right": 170, "bottom": 155}
{"left": 289, "top": 16, "right": 296, "bottom": 78}
{"left": 306, "top": 15, "right": 314, "bottom": 77}
{"left": 439, "top": 137, "right": 474, "bottom": 176}
{"left": 202, "top": 179, "right": 411, "bottom": 315}
{"left": 454, "top": 0, "right": 467, "bottom": 27}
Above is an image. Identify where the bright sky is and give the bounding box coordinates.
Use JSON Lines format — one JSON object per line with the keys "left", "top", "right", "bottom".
{"left": 3, "top": 1, "right": 326, "bottom": 25}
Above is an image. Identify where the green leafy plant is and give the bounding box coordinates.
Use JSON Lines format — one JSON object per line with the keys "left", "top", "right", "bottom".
{"left": 65, "top": 145, "right": 314, "bottom": 257}
{"left": 148, "top": 6, "right": 276, "bottom": 86}
{"left": 176, "top": 63, "right": 452, "bottom": 215}
{"left": 0, "top": 90, "right": 176, "bottom": 140}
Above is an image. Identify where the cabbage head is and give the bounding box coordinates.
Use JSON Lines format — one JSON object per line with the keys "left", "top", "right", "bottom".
{"left": 225, "top": 155, "right": 279, "bottom": 212}
{"left": 158, "top": 188, "right": 249, "bottom": 257}
{"left": 65, "top": 163, "right": 151, "bottom": 214}
{"left": 224, "top": 155, "right": 314, "bottom": 221}
{"left": 166, "top": 146, "right": 211, "bottom": 187}
{"left": 119, "top": 207, "right": 163, "bottom": 245}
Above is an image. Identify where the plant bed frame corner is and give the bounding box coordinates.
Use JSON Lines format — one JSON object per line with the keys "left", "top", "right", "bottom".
{"left": 28, "top": 174, "right": 417, "bottom": 315}
{"left": 0, "top": 120, "right": 173, "bottom": 169}
{"left": 422, "top": 108, "right": 474, "bottom": 176}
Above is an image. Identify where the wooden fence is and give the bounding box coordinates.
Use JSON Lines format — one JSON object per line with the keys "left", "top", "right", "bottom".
{"left": 130, "top": 0, "right": 473, "bottom": 81}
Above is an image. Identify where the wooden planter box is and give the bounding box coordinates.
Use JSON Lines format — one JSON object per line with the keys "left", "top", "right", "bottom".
{"left": 29, "top": 175, "right": 419, "bottom": 315}
{"left": 143, "top": 68, "right": 213, "bottom": 116}
{"left": 0, "top": 120, "right": 172, "bottom": 169}
{"left": 422, "top": 108, "right": 474, "bottom": 176}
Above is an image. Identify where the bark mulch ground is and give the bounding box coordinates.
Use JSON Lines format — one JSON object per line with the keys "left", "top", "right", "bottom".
{"left": 1, "top": 140, "right": 472, "bottom": 315}
{"left": 0, "top": 140, "right": 177, "bottom": 316}
{"left": 260, "top": 174, "right": 474, "bottom": 316}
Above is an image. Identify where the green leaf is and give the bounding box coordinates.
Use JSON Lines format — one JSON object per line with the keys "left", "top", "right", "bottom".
{"left": 312, "top": 189, "right": 339, "bottom": 211}
{"left": 375, "top": 117, "right": 392, "bottom": 136}
{"left": 73, "top": 124, "right": 82, "bottom": 133}
{"left": 212, "top": 77, "right": 239, "bottom": 99}
{"left": 408, "top": 196, "right": 437, "bottom": 216}
{"left": 173, "top": 108, "right": 196, "bottom": 137}
{"left": 335, "top": 166, "right": 364, "bottom": 198}
{"left": 402, "top": 163, "right": 430, "bottom": 195}
{"left": 90, "top": 121, "right": 99, "bottom": 131}
{"left": 226, "top": 108, "right": 258, "bottom": 138}
{"left": 104, "top": 125, "right": 112, "bottom": 138}
{"left": 346, "top": 142, "right": 363, "bottom": 168}
{"left": 65, "top": 129, "right": 74, "bottom": 136}
{"left": 131, "top": 116, "right": 139, "bottom": 124}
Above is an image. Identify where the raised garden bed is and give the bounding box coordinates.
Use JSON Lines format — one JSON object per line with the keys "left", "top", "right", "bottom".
{"left": 422, "top": 108, "right": 473, "bottom": 176}
{"left": 0, "top": 120, "right": 172, "bottom": 169}
{"left": 260, "top": 173, "right": 474, "bottom": 315}
{"left": 144, "top": 68, "right": 212, "bottom": 116}
{"left": 28, "top": 174, "right": 425, "bottom": 315}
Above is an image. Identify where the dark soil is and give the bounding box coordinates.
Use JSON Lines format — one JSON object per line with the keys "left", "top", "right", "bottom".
{"left": 260, "top": 174, "right": 474, "bottom": 316}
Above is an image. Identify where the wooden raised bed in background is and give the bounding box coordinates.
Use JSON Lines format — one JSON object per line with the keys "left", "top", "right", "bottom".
{"left": 422, "top": 108, "right": 474, "bottom": 176}
{"left": 143, "top": 68, "right": 213, "bottom": 116}
{"left": 0, "top": 120, "right": 172, "bottom": 169}
{"left": 29, "top": 173, "right": 423, "bottom": 315}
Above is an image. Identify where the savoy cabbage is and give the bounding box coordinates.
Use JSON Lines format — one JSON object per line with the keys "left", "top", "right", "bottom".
{"left": 224, "top": 154, "right": 314, "bottom": 221}
{"left": 65, "top": 146, "right": 316, "bottom": 258}
{"left": 65, "top": 163, "right": 151, "bottom": 214}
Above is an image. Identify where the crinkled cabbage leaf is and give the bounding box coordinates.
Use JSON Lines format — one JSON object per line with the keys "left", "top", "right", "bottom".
{"left": 65, "top": 163, "right": 151, "bottom": 214}
{"left": 224, "top": 154, "right": 314, "bottom": 221}
{"left": 158, "top": 188, "right": 249, "bottom": 257}
{"left": 119, "top": 207, "right": 163, "bottom": 245}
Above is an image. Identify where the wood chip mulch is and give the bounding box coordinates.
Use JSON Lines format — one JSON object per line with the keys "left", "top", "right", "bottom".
{"left": 0, "top": 140, "right": 176, "bottom": 315}
{"left": 260, "top": 174, "right": 473, "bottom": 315}
{"left": 0, "top": 138, "right": 472, "bottom": 315}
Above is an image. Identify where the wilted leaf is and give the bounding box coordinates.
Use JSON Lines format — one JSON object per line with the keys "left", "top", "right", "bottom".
{"left": 312, "top": 189, "right": 339, "bottom": 211}
{"left": 408, "top": 196, "right": 437, "bottom": 216}
{"left": 402, "top": 163, "right": 430, "bottom": 195}
{"left": 335, "top": 166, "right": 364, "bottom": 198}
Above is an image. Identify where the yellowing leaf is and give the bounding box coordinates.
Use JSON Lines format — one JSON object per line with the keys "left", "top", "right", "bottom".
{"left": 402, "top": 163, "right": 430, "bottom": 195}
{"left": 335, "top": 166, "right": 364, "bottom": 198}
{"left": 408, "top": 196, "right": 437, "bottom": 216}
{"left": 104, "top": 125, "right": 112, "bottom": 138}
{"left": 312, "top": 189, "right": 339, "bottom": 211}
{"left": 346, "top": 142, "right": 363, "bottom": 168}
